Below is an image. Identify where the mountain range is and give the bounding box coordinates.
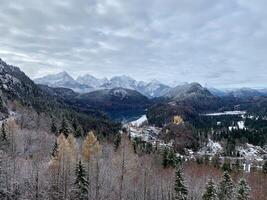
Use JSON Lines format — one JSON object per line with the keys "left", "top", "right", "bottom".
{"left": 35, "top": 71, "right": 267, "bottom": 100}
{"left": 34, "top": 72, "right": 171, "bottom": 98}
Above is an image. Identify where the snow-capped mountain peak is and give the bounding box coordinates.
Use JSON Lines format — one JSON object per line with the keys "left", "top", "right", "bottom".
{"left": 139, "top": 80, "right": 170, "bottom": 97}
{"left": 77, "top": 74, "right": 108, "bottom": 88}
{"left": 35, "top": 71, "right": 74, "bottom": 85}
{"left": 34, "top": 72, "right": 93, "bottom": 93}
{"left": 102, "top": 75, "right": 137, "bottom": 90}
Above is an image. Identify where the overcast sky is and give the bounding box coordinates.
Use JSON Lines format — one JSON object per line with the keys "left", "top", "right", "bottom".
{"left": 0, "top": 0, "right": 266, "bottom": 88}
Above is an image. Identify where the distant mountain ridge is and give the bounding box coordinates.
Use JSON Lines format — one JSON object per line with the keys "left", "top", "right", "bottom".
{"left": 209, "top": 87, "right": 267, "bottom": 98}
{"left": 34, "top": 71, "right": 93, "bottom": 93}
{"left": 34, "top": 72, "right": 171, "bottom": 98}
{"left": 35, "top": 71, "right": 267, "bottom": 100}
{"left": 164, "top": 82, "right": 214, "bottom": 101}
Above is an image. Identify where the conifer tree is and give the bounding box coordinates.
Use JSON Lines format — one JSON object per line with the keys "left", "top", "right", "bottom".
{"left": 162, "top": 148, "right": 177, "bottom": 168}
{"left": 202, "top": 179, "right": 218, "bottom": 200}
{"left": 263, "top": 160, "right": 267, "bottom": 174}
{"left": 132, "top": 137, "right": 138, "bottom": 154}
{"left": 73, "top": 160, "right": 88, "bottom": 200}
{"left": 51, "top": 141, "right": 59, "bottom": 158}
{"left": 145, "top": 142, "right": 153, "bottom": 154}
{"left": 162, "top": 147, "right": 169, "bottom": 168}
{"left": 50, "top": 117, "right": 58, "bottom": 135}
{"left": 74, "top": 125, "right": 83, "bottom": 137}
{"left": 0, "top": 150, "right": 7, "bottom": 199}
{"left": 59, "top": 118, "right": 70, "bottom": 138}
{"left": 1, "top": 122, "right": 7, "bottom": 142}
{"left": 218, "top": 171, "right": 235, "bottom": 200}
{"left": 114, "top": 133, "right": 121, "bottom": 151}
{"left": 168, "top": 148, "right": 178, "bottom": 167}
{"left": 222, "top": 160, "right": 232, "bottom": 172}
{"left": 174, "top": 167, "right": 188, "bottom": 200}
{"left": 72, "top": 120, "right": 83, "bottom": 137}
{"left": 72, "top": 119, "right": 78, "bottom": 132}
{"left": 234, "top": 159, "right": 241, "bottom": 172}
{"left": 236, "top": 178, "right": 250, "bottom": 200}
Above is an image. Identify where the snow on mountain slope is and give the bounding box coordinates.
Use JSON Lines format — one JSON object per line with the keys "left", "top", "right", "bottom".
{"left": 35, "top": 71, "right": 75, "bottom": 85}
{"left": 102, "top": 77, "right": 170, "bottom": 98}
{"left": 77, "top": 74, "right": 108, "bottom": 88}
{"left": 138, "top": 80, "right": 170, "bottom": 97}
{"left": 164, "top": 82, "right": 214, "bottom": 101}
{"left": 111, "top": 88, "right": 129, "bottom": 99}
{"left": 34, "top": 72, "right": 93, "bottom": 93}
{"left": 102, "top": 75, "right": 137, "bottom": 90}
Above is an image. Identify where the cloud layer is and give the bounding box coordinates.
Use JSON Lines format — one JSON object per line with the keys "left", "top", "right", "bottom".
{"left": 0, "top": 0, "right": 266, "bottom": 87}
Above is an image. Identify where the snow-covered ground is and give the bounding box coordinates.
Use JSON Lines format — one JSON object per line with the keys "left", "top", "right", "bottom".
{"left": 228, "top": 120, "right": 246, "bottom": 131}
{"left": 237, "top": 121, "right": 245, "bottom": 129}
{"left": 128, "top": 125, "right": 161, "bottom": 141}
{"left": 127, "top": 124, "right": 174, "bottom": 148}
{"left": 129, "top": 115, "right": 148, "bottom": 127}
{"left": 198, "top": 139, "right": 223, "bottom": 156}
{"left": 236, "top": 143, "right": 267, "bottom": 161}
{"left": 203, "top": 110, "right": 246, "bottom": 116}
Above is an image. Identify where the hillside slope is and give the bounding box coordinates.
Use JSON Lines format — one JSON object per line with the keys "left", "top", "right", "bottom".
{"left": 0, "top": 58, "right": 120, "bottom": 136}
{"left": 42, "top": 86, "right": 151, "bottom": 120}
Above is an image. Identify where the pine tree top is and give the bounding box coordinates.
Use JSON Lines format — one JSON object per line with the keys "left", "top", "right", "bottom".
{"left": 202, "top": 179, "right": 218, "bottom": 200}
{"left": 174, "top": 166, "right": 188, "bottom": 200}
{"left": 236, "top": 178, "right": 250, "bottom": 200}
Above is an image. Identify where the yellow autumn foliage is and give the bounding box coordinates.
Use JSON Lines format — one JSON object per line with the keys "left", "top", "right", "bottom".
{"left": 66, "top": 134, "right": 78, "bottom": 161}
{"left": 82, "top": 131, "right": 101, "bottom": 161}
{"left": 51, "top": 133, "right": 78, "bottom": 165}
{"left": 173, "top": 115, "right": 184, "bottom": 125}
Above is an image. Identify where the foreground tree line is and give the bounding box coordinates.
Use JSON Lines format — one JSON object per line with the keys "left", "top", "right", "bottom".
{"left": 0, "top": 117, "right": 266, "bottom": 199}
{"left": 174, "top": 168, "right": 251, "bottom": 200}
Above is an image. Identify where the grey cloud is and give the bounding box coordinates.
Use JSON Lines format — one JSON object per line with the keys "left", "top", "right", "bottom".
{"left": 0, "top": 0, "right": 266, "bottom": 88}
